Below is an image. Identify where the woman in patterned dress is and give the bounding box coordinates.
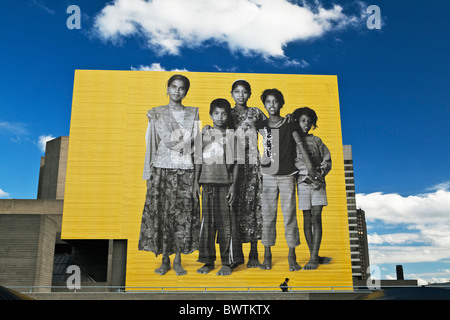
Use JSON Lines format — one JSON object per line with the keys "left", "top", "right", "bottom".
{"left": 139, "top": 74, "right": 200, "bottom": 276}
{"left": 229, "top": 79, "right": 267, "bottom": 268}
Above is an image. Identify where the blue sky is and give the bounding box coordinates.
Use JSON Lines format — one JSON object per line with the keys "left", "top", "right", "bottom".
{"left": 0, "top": 0, "right": 449, "bottom": 285}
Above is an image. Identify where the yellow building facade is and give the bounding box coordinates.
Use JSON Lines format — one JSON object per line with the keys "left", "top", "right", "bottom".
{"left": 62, "top": 70, "right": 352, "bottom": 290}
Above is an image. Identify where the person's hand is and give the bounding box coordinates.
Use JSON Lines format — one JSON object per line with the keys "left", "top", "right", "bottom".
{"left": 202, "top": 125, "right": 212, "bottom": 134}
{"left": 285, "top": 113, "right": 293, "bottom": 123}
{"left": 226, "top": 185, "right": 237, "bottom": 205}
{"left": 307, "top": 173, "right": 325, "bottom": 190}
{"left": 193, "top": 183, "right": 201, "bottom": 199}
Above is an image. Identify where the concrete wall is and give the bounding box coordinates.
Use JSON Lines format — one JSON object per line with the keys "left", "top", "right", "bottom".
{"left": 0, "top": 199, "right": 62, "bottom": 292}
{"left": 37, "top": 136, "right": 68, "bottom": 200}
{"left": 0, "top": 135, "right": 67, "bottom": 291}
{"left": 34, "top": 215, "right": 58, "bottom": 291}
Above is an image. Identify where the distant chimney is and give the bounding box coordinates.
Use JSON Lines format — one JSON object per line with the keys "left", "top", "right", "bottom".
{"left": 396, "top": 265, "right": 404, "bottom": 280}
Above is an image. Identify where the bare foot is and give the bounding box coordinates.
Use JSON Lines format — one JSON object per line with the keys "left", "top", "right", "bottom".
{"left": 304, "top": 256, "right": 332, "bottom": 270}
{"left": 197, "top": 264, "right": 214, "bottom": 274}
{"left": 247, "top": 258, "right": 261, "bottom": 268}
{"left": 303, "top": 259, "right": 319, "bottom": 270}
{"left": 260, "top": 259, "right": 272, "bottom": 270}
{"left": 174, "top": 262, "right": 187, "bottom": 276}
{"left": 217, "top": 265, "right": 232, "bottom": 276}
{"left": 247, "top": 251, "right": 261, "bottom": 268}
{"left": 155, "top": 257, "right": 171, "bottom": 275}
{"left": 260, "top": 247, "right": 272, "bottom": 270}
{"left": 173, "top": 253, "right": 187, "bottom": 276}
{"left": 288, "top": 254, "right": 302, "bottom": 271}
{"left": 247, "top": 242, "right": 261, "bottom": 268}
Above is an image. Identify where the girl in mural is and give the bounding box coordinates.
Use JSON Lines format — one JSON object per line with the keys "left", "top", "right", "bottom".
{"left": 293, "top": 107, "right": 332, "bottom": 270}
{"left": 139, "top": 74, "right": 200, "bottom": 276}
{"left": 229, "top": 79, "right": 266, "bottom": 268}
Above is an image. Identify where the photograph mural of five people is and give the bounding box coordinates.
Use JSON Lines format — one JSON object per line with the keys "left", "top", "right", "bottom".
{"left": 62, "top": 70, "right": 352, "bottom": 290}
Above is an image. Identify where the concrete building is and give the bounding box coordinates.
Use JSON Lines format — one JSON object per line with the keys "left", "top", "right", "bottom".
{"left": 343, "top": 145, "right": 371, "bottom": 284}
{"left": 0, "top": 199, "right": 62, "bottom": 292}
{"left": 0, "top": 136, "right": 126, "bottom": 291}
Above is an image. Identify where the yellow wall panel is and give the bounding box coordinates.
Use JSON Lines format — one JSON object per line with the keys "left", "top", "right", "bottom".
{"left": 62, "top": 70, "right": 352, "bottom": 290}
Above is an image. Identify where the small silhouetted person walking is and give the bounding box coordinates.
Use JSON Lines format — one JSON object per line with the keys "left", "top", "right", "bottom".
{"left": 280, "top": 278, "right": 289, "bottom": 292}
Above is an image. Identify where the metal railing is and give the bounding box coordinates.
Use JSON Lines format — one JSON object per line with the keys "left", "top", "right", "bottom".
{"left": 6, "top": 285, "right": 421, "bottom": 294}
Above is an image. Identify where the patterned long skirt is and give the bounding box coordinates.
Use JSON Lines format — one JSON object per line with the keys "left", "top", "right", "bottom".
{"left": 138, "top": 167, "right": 200, "bottom": 257}
{"left": 234, "top": 163, "right": 263, "bottom": 243}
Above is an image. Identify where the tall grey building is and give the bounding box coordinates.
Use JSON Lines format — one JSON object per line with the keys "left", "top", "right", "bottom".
{"left": 343, "top": 145, "right": 370, "bottom": 286}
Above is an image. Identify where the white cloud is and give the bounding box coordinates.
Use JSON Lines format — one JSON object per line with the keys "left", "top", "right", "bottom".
{"left": 131, "top": 63, "right": 187, "bottom": 72}
{"left": 36, "top": 135, "right": 55, "bottom": 153}
{"left": 427, "top": 181, "right": 450, "bottom": 192}
{"left": 0, "top": 121, "right": 29, "bottom": 136}
{"left": 368, "top": 232, "right": 423, "bottom": 245}
{"left": 356, "top": 182, "right": 450, "bottom": 266}
{"left": 31, "top": 0, "right": 55, "bottom": 15}
{"left": 0, "top": 188, "right": 10, "bottom": 199}
{"left": 94, "top": 0, "right": 365, "bottom": 58}
{"left": 0, "top": 121, "right": 30, "bottom": 144}
{"left": 411, "top": 269, "right": 450, "bottom": 286}
{"left": 283, "top": 58, "right": 310, "bottom": 68}
{"left": 368, "top": 246, "right": 450, "bottom": 265}
{"left": 356, "top": 189, "right": 450, "bottom": 226}
{"left": 213, "top": 65, "right": 238, "bottom": 73}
